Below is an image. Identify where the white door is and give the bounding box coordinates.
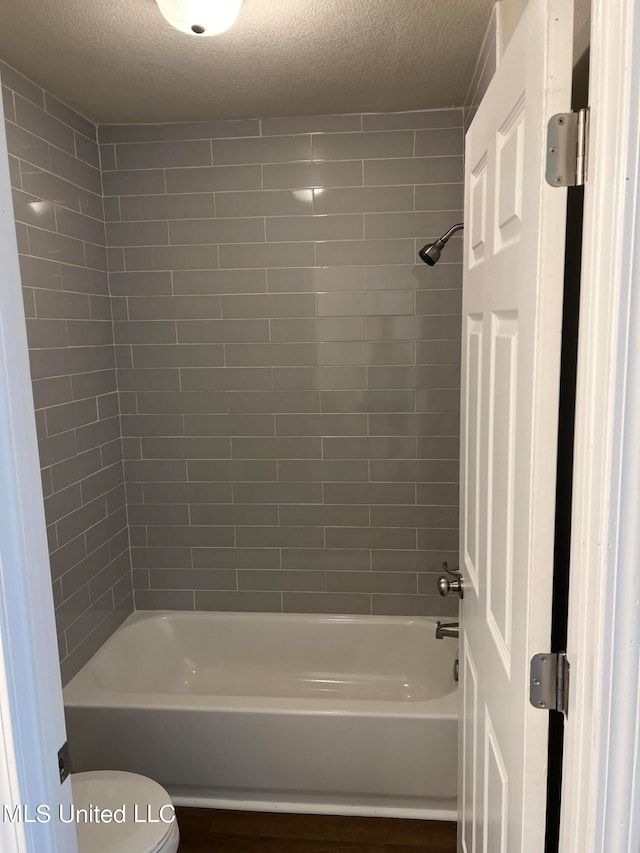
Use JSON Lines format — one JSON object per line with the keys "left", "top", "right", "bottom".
{"left": 0, "top": 75, "right": 77, "bottom": 852}
{"left": 459, "top": 1, "right": 573, "bottom": 851}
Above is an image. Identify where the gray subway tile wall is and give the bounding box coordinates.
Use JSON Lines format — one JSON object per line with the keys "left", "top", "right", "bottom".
{"left": 100, "top": 107, "right": 463, "bottom": 619}
{"left": 3, "top": 52, "right": 463, "bottom": 653}
{"left": 1, "top": 61, "right": 132, "bottom": 684}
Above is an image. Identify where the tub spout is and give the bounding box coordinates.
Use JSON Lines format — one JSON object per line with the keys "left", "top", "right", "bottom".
{"left": 435, "top": 621, "right": 459, "bottom": 640}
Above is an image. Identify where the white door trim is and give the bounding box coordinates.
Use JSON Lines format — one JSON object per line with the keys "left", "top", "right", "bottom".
{"left": 0, "top": 76, "right": 77, "bottom": 851}
{"left": 560, "top": 0, "right": 640, "bottom": 850}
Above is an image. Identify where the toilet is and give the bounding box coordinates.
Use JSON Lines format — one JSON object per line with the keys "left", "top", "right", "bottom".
{"left": 71, "top": 771, "right": 180, "bottom": 853}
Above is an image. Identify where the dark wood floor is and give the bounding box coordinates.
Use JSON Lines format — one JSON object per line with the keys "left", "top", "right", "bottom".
{"left": 175, "top": 807, "right": 456, "bottom": 853}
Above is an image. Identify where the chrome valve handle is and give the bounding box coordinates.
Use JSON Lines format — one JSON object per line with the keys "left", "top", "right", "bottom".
{"left": 437, "top": 575, "right": 464, "bottom": 598}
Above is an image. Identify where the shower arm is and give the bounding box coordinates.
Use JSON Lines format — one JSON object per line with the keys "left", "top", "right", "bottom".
{"left": 438, "top": 223, "right": 464, "bottom": 245}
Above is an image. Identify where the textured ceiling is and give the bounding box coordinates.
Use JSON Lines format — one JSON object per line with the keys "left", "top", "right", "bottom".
{"left": 0, "top": 0, "right": 494, "bottom": 124}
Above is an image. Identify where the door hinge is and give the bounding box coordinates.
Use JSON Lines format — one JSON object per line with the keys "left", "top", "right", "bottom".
{"left": 545, "top": 108, "right": 589, "bottom": 187}
{"left": 530, "top": 652, "right": 570, "bottom": 717}
{"left": 58, "top": 741, "right": 70, "bottom": 784}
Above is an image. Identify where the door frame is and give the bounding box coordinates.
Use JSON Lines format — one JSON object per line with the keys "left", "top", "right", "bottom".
{"left": 0, "top": 74, "right": 77, "bottom": 852}
{"left": 559, "top": 0, "right": 640, "bottom": 849}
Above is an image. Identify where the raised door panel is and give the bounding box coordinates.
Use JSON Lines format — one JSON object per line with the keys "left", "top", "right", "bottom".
{"left": 494, "top": 98, "right": 525, "bottom": 253}
{"left": 463, "top": 315, "right": 483, "bottom": 593}
{"left": 486, "top": 312, "right": 518, "bottom": 674}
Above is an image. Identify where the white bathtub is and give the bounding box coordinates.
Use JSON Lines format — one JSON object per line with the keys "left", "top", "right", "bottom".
{"left": 64, "top": 611, "right": 458, "bottom": 820}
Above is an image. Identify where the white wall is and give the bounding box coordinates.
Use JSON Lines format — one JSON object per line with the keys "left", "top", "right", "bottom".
{"left": 500, "top": 0, "right": 527, "bottom": 49}
{"left": 502, "top": 0, "right": 590, "bottom": 61}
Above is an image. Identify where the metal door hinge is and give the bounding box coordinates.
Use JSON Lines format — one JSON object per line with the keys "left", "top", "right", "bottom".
{"left": 58, "top": 742, "right": 70, "bottom": 784}
{"left": 546, "top": 109, "right": 589, "bottom": 187}
{"left": 530, "top": 652, "right": 570, "bottom": 717}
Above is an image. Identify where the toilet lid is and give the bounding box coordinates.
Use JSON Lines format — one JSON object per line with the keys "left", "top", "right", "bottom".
{"left": 71, "top": 771, "right": 176, "bottom": 853}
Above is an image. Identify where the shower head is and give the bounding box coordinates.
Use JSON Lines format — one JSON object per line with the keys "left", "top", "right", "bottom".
{"left": 418, "top": 223, "right": 464, "bottom": 266}
{"left": 418, "top": 241, "right": 444, "bottom": 266}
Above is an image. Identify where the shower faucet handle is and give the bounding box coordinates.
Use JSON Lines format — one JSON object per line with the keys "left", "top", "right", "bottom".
{"left": 441, "top": 561, "right": 461, "bottom": 577}
{"left": 437, "top": 575, "right": 464, "bottom": 599}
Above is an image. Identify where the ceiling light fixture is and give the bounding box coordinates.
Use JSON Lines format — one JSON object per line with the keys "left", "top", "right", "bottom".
{"left": 155, "top": 0, "right": 243, "bottom": 36}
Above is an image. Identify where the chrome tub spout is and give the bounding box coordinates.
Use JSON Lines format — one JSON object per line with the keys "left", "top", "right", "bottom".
{"left": 435, "top": 621, "right": 459, "bottom": 640}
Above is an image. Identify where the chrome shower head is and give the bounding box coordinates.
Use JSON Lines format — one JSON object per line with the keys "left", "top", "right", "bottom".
{"left": 418, "top": 223, "right": 464, "bottom": 266}
{"left": 418, "top": 241, "right": 444, "bottom": 266}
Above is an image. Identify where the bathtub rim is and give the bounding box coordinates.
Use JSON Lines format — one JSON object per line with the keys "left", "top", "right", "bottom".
{"left": 64, "top": 609, "right": 459, "bottom": 717}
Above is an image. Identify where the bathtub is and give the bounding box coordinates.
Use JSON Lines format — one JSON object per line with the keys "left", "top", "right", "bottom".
{"left": 64, "top": 611, "right": 458, "bottom": 820}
